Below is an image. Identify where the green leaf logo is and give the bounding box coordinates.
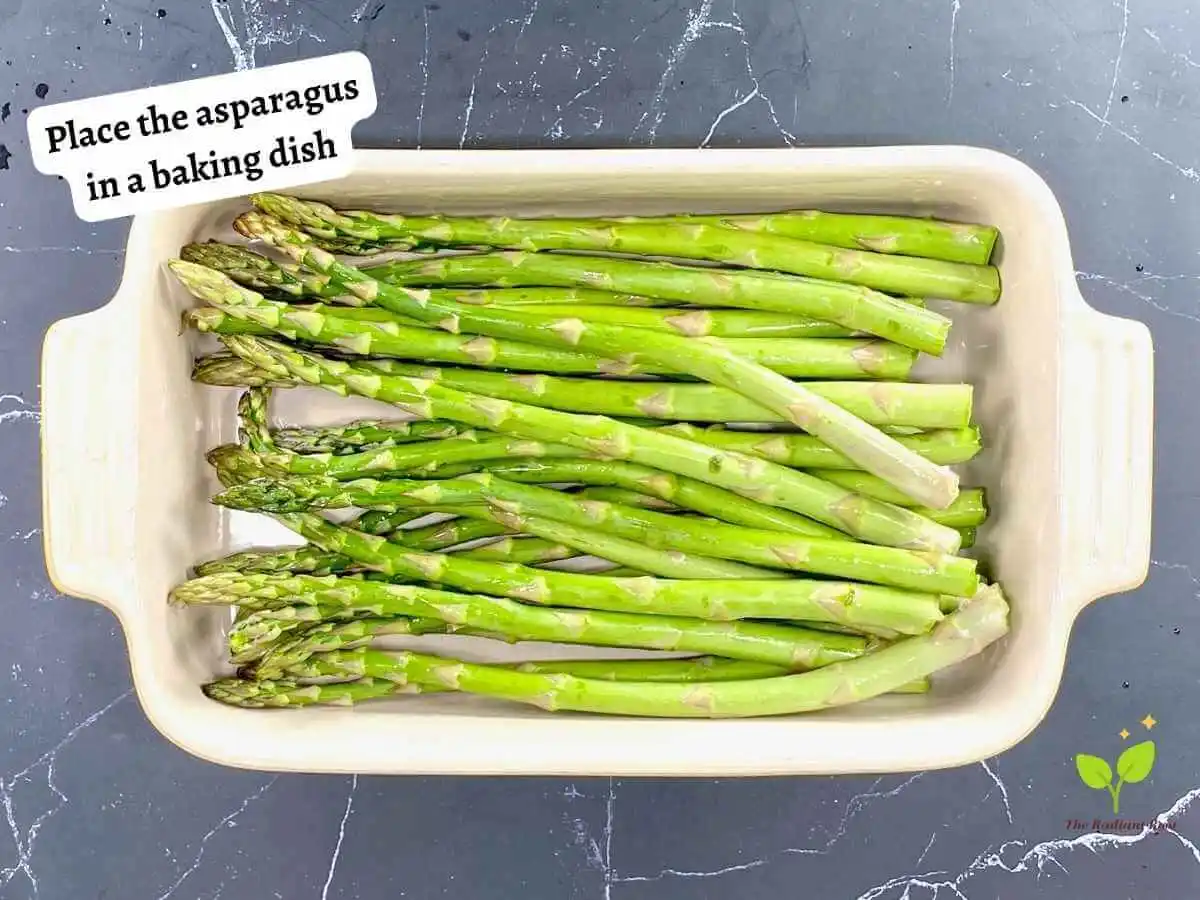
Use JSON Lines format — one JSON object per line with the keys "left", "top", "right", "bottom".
{"left": 1076, "top": 754, "right": 1114, "bottom": 790}
{"left": 1117, "top": 741, "right": 1156, "bottom": 783}
{"left": 1074, "top": 740, "right": 1156, "bottom": 814}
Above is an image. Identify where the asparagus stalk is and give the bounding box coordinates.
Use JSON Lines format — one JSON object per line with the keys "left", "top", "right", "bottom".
{"left": 252, "top": 194, "right": 1001, "bottom": 303}
{"left": 179, "top": 252, "right": 951, "bottom": 507}
{"left": 196, "top": 545, "right": 357, "bottom": 577}
{"left": 236, "top": 615, "right": 451, "bottom": 668}
{"left": 471, "top": 458, "right": 842, "bottom": 538}
{"left": 628, "top": 211, "right": 999, "bottom": 265}
{"left": 174, "top": 571, "right": 872, "bottom": 668}
{"left": 206, "top": 585, "right": 1008, "bottom": 716}
{"left": 186, "top": 237, "right": 948, "bottom": 352}
{"left": 454, "top": 536, "right": 577, "bottom": 566}
{"left": 272, "top": 421, "right": 981, "bottom": 469}
{"left": 189, "top": 301, "right": 916, "bottom": 379}
{"left": 229, "top": 437, "right": 841, "bottom": 540}
{"left": 212, "top": 336, "right": 962, "bottom": 551}
{"left": 572, "top": 487, "right": 679, "bottom": 511}
{"left": 181, "top": 242, "right": 680, "bottom": 306}
{"left": 193, "top": 352, "right": 973, "bottom": 430}
{"left": 447, "top": 506, "right": 783, "bottom": 579}
{"left": 806, "top": 474, "right": 988, "bottom": 527}
{"left": 263, "top": 512, "right": 952, "bottom": 634}
{"left": 190, "top": 296, "right": 864, "bottom": 340}
{"left": 660, "top": 424, "right": 982, "bottom": 469}
{"left": 438, "top": 303, "right": 862, "bottom": 339}
{"left": 214, "top": 468, "right": 975, "bottom": 595}
{"left": 272, "top": 419, "right": 467, "bottom": 454}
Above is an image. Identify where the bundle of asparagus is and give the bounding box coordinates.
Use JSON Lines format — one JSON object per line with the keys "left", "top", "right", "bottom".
{"left": 170, "top": 194, "right": 1010, "bottom": 718}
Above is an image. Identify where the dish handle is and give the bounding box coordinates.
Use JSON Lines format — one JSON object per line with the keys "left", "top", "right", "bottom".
{"left": 41, "top": 302, "right": 138, "bottom": 616}
{"left": 1062, "top": 300, "right": 1154, "bottom": 613}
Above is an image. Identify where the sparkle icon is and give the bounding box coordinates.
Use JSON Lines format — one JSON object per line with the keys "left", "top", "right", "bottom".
{"left": 1119, "top": 728, "right": 1131, "bottom": 740}
{"left": 1142, "top": 714, "right": 1157, "bottom": 730}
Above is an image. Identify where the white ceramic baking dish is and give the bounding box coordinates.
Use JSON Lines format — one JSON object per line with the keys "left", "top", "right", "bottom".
{"left": 41, "top": 147, "right": 1153, "bottom": 776}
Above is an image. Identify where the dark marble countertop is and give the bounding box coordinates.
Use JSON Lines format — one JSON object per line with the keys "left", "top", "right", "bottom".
{"left": 1, "top": 1, "right": 1194, "bottom": 897}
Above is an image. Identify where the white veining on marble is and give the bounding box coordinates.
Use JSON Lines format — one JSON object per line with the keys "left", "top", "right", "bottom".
{"left": 688, "top": 1, "right": 798, "bottom": 146}
{"left": 635, "top": 0, "right": 715, "bottom": 142}
{"left": 700, "top": 87, "right": 760, "bottom": 146}
{"left": 208, "top": 0, "right": 325, "bottom": 72}
{"left": 459, "top": 0, "right": 541, "bottom": 148}
{"left": 1096, "top": 0, "right": 1131, "bottom": 140}
{"left": 915, "top": 832, "right": 939, "bottom": 867}
{"left": 978, "top": 759, "right": 1013, "bottom": 824}
{"left": 997, "top": 51, "right": 1200, "bottom": 184}
{"left": 546, "top": 47, "right": 616, "bottom": 141}
{"left": 0, "top": 689, "right": 131, "bottom": 896}
{"left": 416, "top": 6, "right": 431, "bottom": 148}
{"left": 154, "top": 778, "right": 278, "bottom": 900}
{"left": 787, "top": 774, "right": 927, "bottom": 858}
{"left": 947, "top": 0, "right": 961, "bottom": 105}
{"left": 854, "top": 788, "right": 1200, "bottom": 899}
{"left": 1064, "top": 98, "right": 1200, "bottom": 183}
{"left": 1077, "top": 270, "right": 1200, "bottom": 324}
{"left": 0, "top": 395, "right": 40, "bottom": 426}
{"left": 319, "top": 775, "right": 357, "bottom": 900}
{"left": 1, "top": 246, "right": 121, "bottom": 254}
{"left": 1143, "top": 27, "right": 1200, "bottom": 70}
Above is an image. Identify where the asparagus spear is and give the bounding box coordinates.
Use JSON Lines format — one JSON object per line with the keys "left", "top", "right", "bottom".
{"left": 189, "top": 301, "right": 916, "bottom": 379}
{"left": 190, "top": 296, "right": 863, "bottom": 340}
{"left": 454, "top": 536, "right": 577, "bottom": 565}
{"left": 174, "top": 571, "right": 872, "bottom": 668}
{"left": 804, "top": 474, "right": 988, "bottom": 527}
{"left": 230, "top": 435, "right": 840, "bottom": 540}
{"left": 193, "top": 352, "right": 973, "bottom": 430}
{"left": 249, "top": 433, "right": 581, "bottom": 480}
{"left": 237, "top": 615, "right": 451, "bottom": 669}
{"left": 271, "top": 421, "right": 980, "bottom": 469}
{"left": 179, "top": 254, "right": 949, "bottom": 508}
{"left": 185, "top": 237, "right": 948, "bottom": 354}
{"left": 252, "top": 194, "right": 1001, "bottom": 303}
{"left": 196, "top": 545, "right": 358, "bottom": 577}
{"left": 435, "top": 303, "right": 862, "bottom": 339}
{"left": 250, "top": 614, "right": 822, "bottom": 682}
{"left": 660, "top": 424, "right": 982, "bottom": 469}
{"left": 216, "top": 473, "right": 976, "bottom": 595}
{"left": 181, "top": 242, "right": 680, "bottom": 306}
{"left": 448, "top": 506, "right": 783, "bottom": 579}
{"left": 627, "top": 211, "right": 999, "bottom": 265}
{"left": 471, "top": 458, "right": 841, "bottom": 538}
{"left": 272, "top": 419, "right": 466, "bottom": 454}
{"left": 572, "top": 487, "right": 680, "bottom": 511}
{"left": 213, "top": 336, "right": 962, "bottom": 551}
{"left": 205, "top": 585, "right": 1008, "bottom": 716}
{"left": 261, "top": 511, "right": 953, "bottom": 634}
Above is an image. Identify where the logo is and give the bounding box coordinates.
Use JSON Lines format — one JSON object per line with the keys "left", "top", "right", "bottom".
{"left": 1074, "top": 714, "right": 1158, "bottom": 815}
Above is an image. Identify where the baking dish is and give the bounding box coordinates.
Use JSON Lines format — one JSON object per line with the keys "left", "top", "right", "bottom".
{"left": 41, "top": 147, "right": 1153, "bottom": 776}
